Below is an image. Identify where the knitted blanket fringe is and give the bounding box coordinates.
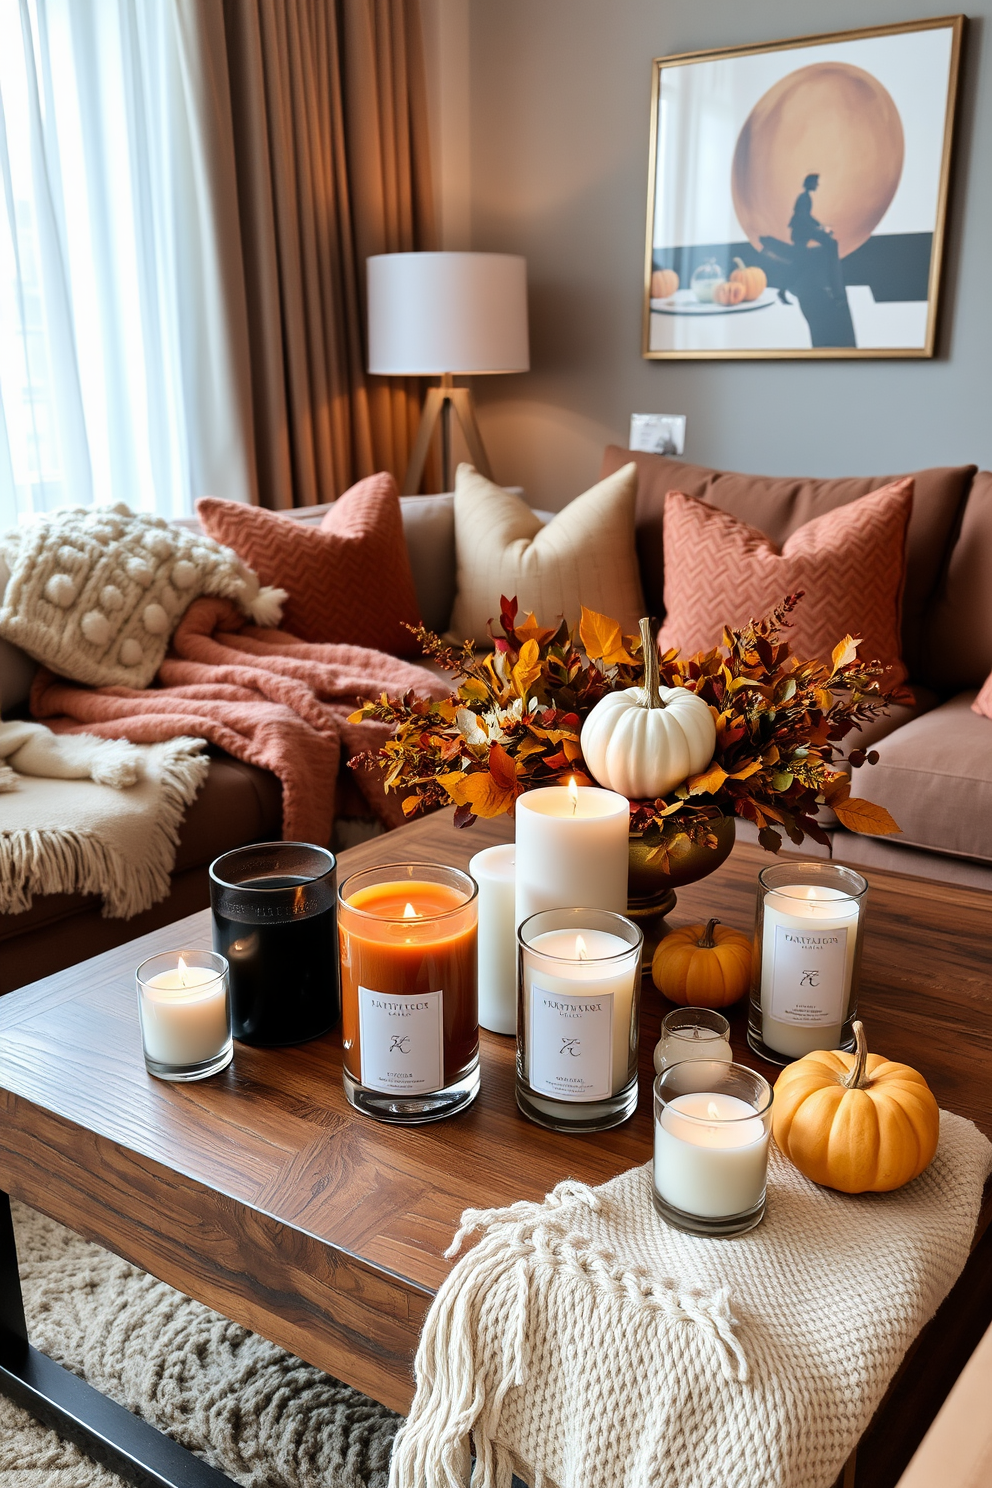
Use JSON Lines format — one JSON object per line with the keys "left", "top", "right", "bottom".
{"left": 0, "top": 737, "right": 208, "bottom": 917}
{"left": 389, "top": 1180, "right": 747, "bottom": 1488}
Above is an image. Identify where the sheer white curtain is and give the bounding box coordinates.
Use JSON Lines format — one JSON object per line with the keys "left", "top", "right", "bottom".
{"left": 0, "top": 0, "right": 255, "bottom": 526}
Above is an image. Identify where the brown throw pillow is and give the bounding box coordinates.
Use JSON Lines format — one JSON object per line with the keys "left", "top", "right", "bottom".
{"left": 197, "top": 474, "right": 421, "bottom": 656}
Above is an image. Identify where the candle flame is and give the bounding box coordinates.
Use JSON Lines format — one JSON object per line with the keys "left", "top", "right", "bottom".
{"left": 403, "top": 902, "right": 418, "bottom": 919}
{"left": 568, "top": 776, "right": 578, "bottom": 815}
{"left": 707, "top": 1101, "right": 720, "bottom": 1121}
{"left": 576, "top": 934, "right": 588, "bottom": 961}
{"left": 177, "top": 955, "right": 189, "bottom": 987}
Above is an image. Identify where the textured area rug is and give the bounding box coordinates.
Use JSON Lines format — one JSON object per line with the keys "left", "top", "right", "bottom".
{"left": 4, "top": 1201, "right": 402, "bottom": 1487}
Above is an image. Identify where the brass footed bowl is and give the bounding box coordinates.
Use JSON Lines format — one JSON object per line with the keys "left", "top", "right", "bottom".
{"left": 627, "top": 814, "right": 736, "bottom": 964}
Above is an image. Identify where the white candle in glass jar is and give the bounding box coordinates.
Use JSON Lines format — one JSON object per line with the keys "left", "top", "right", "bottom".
{"left": 469, "top": 843, "right": 516, "bottom": 1035}
{"left": 515, "top": 783, "right": 629, "bottom": 930}
{"left": 654, "top": 1024, "right": 733, "bottom": 1075}
{"left": 522, "top": 928, "right": 637, "bottom": 1100}
{"left": 760, "top": 885, "right": 860, "bottom": 1059}
{"left": 654, "top": 1092, "right": 769, "bottom": 1219}
{"left": 139, "top": 960, "right": 229, "bottom": 1067}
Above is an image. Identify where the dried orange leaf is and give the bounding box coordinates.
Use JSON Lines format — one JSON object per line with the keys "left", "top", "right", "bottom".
{"left": 830, "top": 635, "right": 861, "bottom": 674}
{"left": 579, "top": 606, "right": 637, "bottom": 666}
{"left": 687, "top": 762, "right": 727, "bottom": 795}
{"left": 512, "top": 638, "right": 542, "bottom": 700}
{"left": 446, "top": 770, "right": 517, "bottom": 819}
{"left": 832, "top": 795, "right": 899, "bottom": 835}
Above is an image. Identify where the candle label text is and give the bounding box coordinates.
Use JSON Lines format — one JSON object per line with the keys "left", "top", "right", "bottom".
{"left": 769, "top": 925, "right": 850, "bottom": 1025}
{"left": 358, "top": 987, "right": 444, "bottom": 1094}
{"left": 529, "top": 985, "right": 614, "bottom": 1101}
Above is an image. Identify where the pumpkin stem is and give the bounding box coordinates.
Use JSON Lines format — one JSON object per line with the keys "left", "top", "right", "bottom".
{"left": 698, "top": 918, "right": 720, "bottom": 948}
{"left": 842, "top": 1020, "right": 871, "bottom": 1091}
{"left": 639, "top": 617, "right": 663, "bottom": 708}
{"left": 733, "top": 256, "right": 746, "bottom": 271}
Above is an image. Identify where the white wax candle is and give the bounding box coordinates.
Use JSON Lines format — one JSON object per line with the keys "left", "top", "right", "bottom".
{"left": 515, "top": 784, "right": 629, "bottom": 930}
{"left": 760, "top": 885, "right": 860, "bottom": 1058}
{"left": 523, "top": 928, "right": 637, "bottom": 1100}
{"left": 469, "top": 843, "right": 516, "bottom": 1035}
{"left": 654, "top": 1091, "right": 769, "bottom": 1219}
{"left": 139, "top": 962, "right": 229, "bottom": 1067}
{"left": 653, "top": 1025, "right": 733, "bottom": 1075}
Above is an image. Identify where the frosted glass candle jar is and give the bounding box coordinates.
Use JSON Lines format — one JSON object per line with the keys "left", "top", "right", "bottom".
{"left": 136, "top": 950, "right": 232, "bottom": 1082}
{"left": 653, "top": 1061, "right": 773, "bottom": 1237}
{"left": 517, "top": 907, "right": 643, "bottom": 1132}
{"left": 747, "top": 862, "right": 868, "bottom": 1065}
{"left": 469, "top": 843, "right": 516, "bottom": 1035}
{"left": 653, "top": 1007, "right": 733, "bottom": 1075}
{"left": 514, "top": 783, "right": 629, "bottom": 930}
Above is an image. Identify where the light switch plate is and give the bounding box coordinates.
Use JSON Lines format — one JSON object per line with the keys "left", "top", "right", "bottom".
{"left": 629, "top": 413, "right": 686, "bottom": 456}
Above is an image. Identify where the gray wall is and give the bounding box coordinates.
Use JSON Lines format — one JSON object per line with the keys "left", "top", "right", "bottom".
{"left": 467, "top": 0, "right": 989, "bottom": 507}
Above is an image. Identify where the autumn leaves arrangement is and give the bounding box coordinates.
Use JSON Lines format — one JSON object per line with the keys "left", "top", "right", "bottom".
{"left": 351, "top": 593, "right": 901, "bottom": 867}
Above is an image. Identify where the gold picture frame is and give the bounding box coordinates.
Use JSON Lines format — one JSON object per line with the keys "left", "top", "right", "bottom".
{"left": 642, "top": 15, "right": 964, "bottom": 360}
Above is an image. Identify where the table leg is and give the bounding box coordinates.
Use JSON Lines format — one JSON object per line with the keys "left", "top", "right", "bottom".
{"left": 0, "top": 1190, "right": 236, "bottom": 1488}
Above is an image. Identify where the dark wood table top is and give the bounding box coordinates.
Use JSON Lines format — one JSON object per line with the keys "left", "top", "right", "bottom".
{"left": 1, "top": 814, "right": 990, "bottom": 1422}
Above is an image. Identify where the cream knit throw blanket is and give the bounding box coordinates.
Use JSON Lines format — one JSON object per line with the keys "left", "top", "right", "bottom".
{"left": 390, "top": 1111, "right": 992, "bottom": 1488}
{"left": 0, "top": 505, "right": 286, "bottom": 688}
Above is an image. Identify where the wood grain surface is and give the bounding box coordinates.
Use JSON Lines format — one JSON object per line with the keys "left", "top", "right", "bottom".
{"left": 0, "top": 812, "right": 990, "bottom": 1473}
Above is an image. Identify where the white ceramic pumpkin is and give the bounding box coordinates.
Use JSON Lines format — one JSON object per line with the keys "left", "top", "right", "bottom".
{"left": 580, "top": 620, "right": 716, "bottom": 799}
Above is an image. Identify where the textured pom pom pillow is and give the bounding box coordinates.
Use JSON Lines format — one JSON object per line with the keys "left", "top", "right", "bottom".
{"left": 197, "top": 473, "right": 422, "bottom": 657}
{"left": 657, "top": 478, "right": 913, "bottom": 684}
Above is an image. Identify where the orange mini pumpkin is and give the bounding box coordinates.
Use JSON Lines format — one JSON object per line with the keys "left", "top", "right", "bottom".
{"left": 729, "top": 257, "right": 768, "bottom": 301}
{"left": 773, "top": 1021, "right": 940, "bottom": 1194}
{"left": 651, "top": 918, "right": 752, "bottom": 1007}
{"left": 651, "top": 268, "right": 679, "bottom": 299}
{"left": 712, "top": 280, "right": 746, "bottom": 307}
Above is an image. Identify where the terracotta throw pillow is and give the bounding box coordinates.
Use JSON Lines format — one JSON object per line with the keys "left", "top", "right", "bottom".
{"left": 197, "top": 474, "right": 421, "bottom": 656}
{"left": 449, "top": 462, "right": 645, "bottom": 645}
{"left": 657, "top": 479, "right": 913, "bottom": 684}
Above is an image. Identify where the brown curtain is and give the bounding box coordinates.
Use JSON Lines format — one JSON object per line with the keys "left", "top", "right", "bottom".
{"left": 221, "top": 0, "right": 436, "bottom": 509}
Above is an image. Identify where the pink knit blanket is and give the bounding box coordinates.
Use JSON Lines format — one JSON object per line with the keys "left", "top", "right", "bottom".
{"left": 31, "top": 597, "right": 448, "bottom": 845}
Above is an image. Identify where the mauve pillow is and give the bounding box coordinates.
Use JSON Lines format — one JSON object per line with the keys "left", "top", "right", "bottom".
{"left": 657, "top": 480, "right": 913, "bottom": 685}
{"left": 197, "top": 474, "right": 422, "bottom": 656}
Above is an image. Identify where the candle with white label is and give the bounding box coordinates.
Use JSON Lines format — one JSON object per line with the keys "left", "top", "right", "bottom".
{"left": 653, "top": 1061, "right": 773, "bottom": 1236}
{"left": 750, "top": 863, "right": 868, "bottom": 1062}
{"left": 517, "top": 908, "right": 643, "bottom": 1132}
{"left": 515, "top": 781, "right": 629, "bottom": 930}
{"left": 136, "top": 950, "right": 232, "bottom": 1080}
{"left": 469, "top": 843, "right": 516, "bottom": 1035}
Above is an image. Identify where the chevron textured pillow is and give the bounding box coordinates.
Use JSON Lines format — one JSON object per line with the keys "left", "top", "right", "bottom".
{"left": 197, "top": 473, "right": 422, "bottom": 656}
{"left": 657, "top": 479, "right": 913, "bottom": 685}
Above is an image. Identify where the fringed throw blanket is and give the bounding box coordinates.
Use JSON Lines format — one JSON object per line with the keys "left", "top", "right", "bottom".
{"left": 32, "top": 597, "right": 449, "bottom": 845}
{"left": 390, "top": 1112, "right": 992, "bottom": 1488}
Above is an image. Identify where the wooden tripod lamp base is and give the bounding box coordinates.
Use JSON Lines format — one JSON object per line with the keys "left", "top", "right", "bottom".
{"left": 402, "top": 375, "right": 493, "bottom": 494}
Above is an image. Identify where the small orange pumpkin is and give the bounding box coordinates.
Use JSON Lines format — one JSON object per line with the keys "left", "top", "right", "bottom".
{"left": 729, "top": 257, "right": 767, "bottom": 301}
{"left": 651, "top": 918, "right": 752, "bottom": 1007}
{"left": 712, "top": 280, "right": 746, "bottom": 307}
{"left": 773, "top": 1021, "right": 940, "bottom": 1194}
{"left": 651, "top": 268, "right": 679, "bottom": 299}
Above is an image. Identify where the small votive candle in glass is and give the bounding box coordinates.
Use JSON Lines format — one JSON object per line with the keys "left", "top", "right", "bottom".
{"left": 337, "top": 863, "right": 479, "bottom": 1123}
{"left": 517, "top": 907, "right": 643, "bottom": 1133}
{"left": 653, "top": 1061, "right": 773, "bottom": 1237}
{"left": 747, "top": 861, "right": 868, "bottom": 1065}
{"left": 653, "top": 1007, "right": 733, "bottom": 1075}
{"left": 136, "top": 950, "right": 232, "bottom": 1082}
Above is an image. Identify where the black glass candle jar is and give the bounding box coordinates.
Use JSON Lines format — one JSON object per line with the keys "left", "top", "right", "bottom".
{"left": 209, "top": 842, "right": 339, "bottom": 1046}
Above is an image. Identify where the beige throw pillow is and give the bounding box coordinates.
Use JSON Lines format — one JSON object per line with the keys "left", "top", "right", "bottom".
{"left": 449, "top": 463, "right": 644, "bottom": 645}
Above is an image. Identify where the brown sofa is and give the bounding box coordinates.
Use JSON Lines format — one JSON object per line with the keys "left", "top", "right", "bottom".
{"left": 1, "top": 458, "right": 990, "bottom": 993}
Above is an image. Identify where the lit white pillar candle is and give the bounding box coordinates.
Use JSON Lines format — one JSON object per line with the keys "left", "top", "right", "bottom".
{"left": 760, "top": 885, "right": 861, "bottom": 1059}
{"left": 469, "top": 843, "right": 516, "bottom": 1035}
{"left": 138, "top": 956, "right": 230, "bottom": 1068}
{"left": 522, "top": 928, "right": 637, "bottom": 1102}
{"left": 654, "top": 1091, "right": 769, "bottom": 1219}
{"left": 514, "top": 781, "right": 629, "bottom": 930}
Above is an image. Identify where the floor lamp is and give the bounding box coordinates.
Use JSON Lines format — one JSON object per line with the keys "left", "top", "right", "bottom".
{"left": 367, "top": 252, "right": 529, "bottom": 493}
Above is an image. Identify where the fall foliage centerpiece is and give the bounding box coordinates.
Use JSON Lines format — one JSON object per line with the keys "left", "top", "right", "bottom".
{"left": 351, "top": 593, "right": 901, "bottom": 913}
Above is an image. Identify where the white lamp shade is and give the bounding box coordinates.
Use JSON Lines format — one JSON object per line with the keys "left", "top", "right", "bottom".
{"left": 367, "top": 252, "right": 529, "bottom": 375}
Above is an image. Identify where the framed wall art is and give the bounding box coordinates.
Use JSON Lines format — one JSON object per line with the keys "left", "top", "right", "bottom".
{"left": 642, "top": 16, "right": 964, "bottom": 360}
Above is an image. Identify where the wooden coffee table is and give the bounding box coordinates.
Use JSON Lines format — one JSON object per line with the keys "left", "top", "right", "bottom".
{"left": 1, "top": 813, "right": 991, "bottom": 1488}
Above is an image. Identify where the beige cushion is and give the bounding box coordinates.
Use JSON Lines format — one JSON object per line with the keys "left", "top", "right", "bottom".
{"left": 849, "top": 691, "right": 992, "bottom": 864}
{"left": 449, "top": 463, "right": 645, "bottom": 645}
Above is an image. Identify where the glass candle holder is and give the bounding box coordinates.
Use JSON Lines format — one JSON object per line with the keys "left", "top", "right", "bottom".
{"left": 517, "top": 907, "right": 643, "bottom": 1133}
{"left": 338, "top": 863, "right": 479, "bottom": 1124}
{"left": 136, "top": 950, "right": 232, "bottom": 1081}
{"left": 653, "top": 1061, "right": 773, "bottom": 1238}
{"left": 653, "top": 1007, "right": 733, "bottom": 1075}
{"left": 747, "top": 861, "right": 868, "bottom": 1065}
{"left": 209, "top": 842, "right": 339, "bottom": 1047}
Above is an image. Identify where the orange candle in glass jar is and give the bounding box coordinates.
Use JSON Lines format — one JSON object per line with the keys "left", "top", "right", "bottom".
{"left": 338, "top": 864, "right": 479, "bottom": 1122}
